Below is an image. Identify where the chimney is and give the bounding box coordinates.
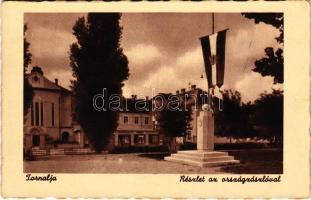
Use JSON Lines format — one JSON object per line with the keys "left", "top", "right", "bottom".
{"left": 55, "top": 78, "right": 58, "bottom": 85}
{"left": 191, "top": 85, "right": 196, "bottom": 90}
{"left": 181, "top": 88, "right": 186, "bottom": 93}
{"left": 146, "top": 96, "right": 149, "bottom": 101}
{"left": 131, "top": 95, "right": 137, "bottom": 100}
{"left": 176, "top": 90, "right": 180, "bottom": 95}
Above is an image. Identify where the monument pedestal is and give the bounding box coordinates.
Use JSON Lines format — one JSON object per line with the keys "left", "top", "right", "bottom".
{"left": 165, "top": 105, "right": 239, "bottom": 167}
{"left": 164, "top": 150, "right": 239, "bottom": 167}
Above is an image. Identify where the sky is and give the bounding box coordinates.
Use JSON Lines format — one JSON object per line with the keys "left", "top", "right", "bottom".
{"left": 24, "top": 13, "right": 282, "bottom": 102}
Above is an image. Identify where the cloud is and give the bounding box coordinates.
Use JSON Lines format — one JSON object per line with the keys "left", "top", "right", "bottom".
{"left": 126, "top": 43, "right": 161, "bottom": 65}
{"left": 227, "top": 23, "right": 280, "bottom": 61}
{"left": 25, "top": 13, "right": 283, "bottom": 102}
{"left": 123, "top": 43, "right": 281, "bottom": 103}
{"left": 124, "top": 43, "right": 163, "bottom": 82}
{"left": 122, "top": 66, "right": 177, "bottom": 98}
{"left": 173, "top": 47, "right": 207, "bottom": 90}
{"left": 47, "top": 69, "right": 73, "bottom": 90}
{"left": 25, "top": 13, "right": 84, "bottom": 32}
{"left": 28, "top": 27, "right": 75, "bottom": 59}
{"left": 123, "top": 47, "right": 208, "bottom": 98}
{"left": 235, "top": 72, "right": 275, "bottom": 102}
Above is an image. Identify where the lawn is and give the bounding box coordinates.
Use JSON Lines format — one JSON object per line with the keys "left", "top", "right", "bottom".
{"left": 24, "top": 148, "right": 282, "bottom": 174}
{"left": 221, "top": 148, "right": 283, "bottom": 174}
{"left": 139, "top": 148, "right": 283, "bottom": 174}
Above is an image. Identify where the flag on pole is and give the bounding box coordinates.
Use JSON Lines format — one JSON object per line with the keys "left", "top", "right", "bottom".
{"left": 200, "top": 29, "right": 227, "bottom": 89}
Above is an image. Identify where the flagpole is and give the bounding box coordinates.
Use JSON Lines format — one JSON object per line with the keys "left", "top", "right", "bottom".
{"left": 209, "top": 12, "right": 215, "bottom": 107}
{"left": 212, "top": 13, "right": 215, "bottom": 34}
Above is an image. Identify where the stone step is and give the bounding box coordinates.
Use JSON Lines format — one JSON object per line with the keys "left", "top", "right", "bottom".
{"left": 201, "top": 159, "right": 240, "bottom": 167}
{"left": 164, "top": 156, "right": 206, "bottom": 167}
{"left": 32, "top": 152, "right": 47, "bottom": 156}
{"left": 65, "top": 148, "right": 92, "bottom": 155}
{"left": 31, "top": 149, "right": 46, "bottom": 153}
{"left": 171, "top": 153, "right": 234, "bottom": 162}
{"left": 50, "top": 149, "right": 65, "bottom": 155}
{"left": 31, "top": 149, "right": 47, "bottom": 156}
{"left": 165, "top": 150, "right": 240, "bottom": 167}
{"left": 30, "top": 148, "right": 94, "bottom": 156}
{"left": 176, "top": 150, "right": 228, "bottom": 157}
{"left": 165, "top": 156, "right": 239, "bottom": 167}
{"left": 72, "top": 148, "right": 92, "bottom": 153}
{"left": 32, "top": 150, "right": 46, "bottom": 153}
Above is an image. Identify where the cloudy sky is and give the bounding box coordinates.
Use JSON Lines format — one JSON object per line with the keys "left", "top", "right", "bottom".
{"left": 25, "top": 13, "right": 282, "bottom": 102}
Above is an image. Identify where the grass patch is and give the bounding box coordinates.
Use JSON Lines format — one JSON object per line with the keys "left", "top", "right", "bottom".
{"left": 109, "top": 145, "right": 169, "bottom": 154}
{"left": 138, "top": 152, "right": 171, "bottom": 160}
{"left": 139, "top": 148, "right": 283, "bottom": 174}
{"left": 221, "top": 148, "right": 283, "bottom": 174}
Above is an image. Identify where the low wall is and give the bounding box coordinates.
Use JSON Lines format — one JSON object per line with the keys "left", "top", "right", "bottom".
{"left": 31, "top": 148, "right": 94, "bottom": 156}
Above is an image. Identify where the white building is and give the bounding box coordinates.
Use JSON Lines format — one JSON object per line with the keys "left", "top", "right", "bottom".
{"left": 24, "top": 66, "right": 86, "bottom": 150}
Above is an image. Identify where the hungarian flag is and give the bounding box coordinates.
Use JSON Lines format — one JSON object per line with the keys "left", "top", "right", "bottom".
{"left": 200, "top": 29, "right": 227, "bottom": 89}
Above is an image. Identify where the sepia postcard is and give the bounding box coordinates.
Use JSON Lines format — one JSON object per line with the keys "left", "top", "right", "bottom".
{"left": 1, "top": 1, "right": 310, "bottom": 198}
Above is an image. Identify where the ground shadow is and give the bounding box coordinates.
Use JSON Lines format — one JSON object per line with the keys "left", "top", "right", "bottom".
{"left": 138, "top": 152, "right": 170, "bottom": 160}
{"left": 220, "top": 148, "right": 283, "bottom": 174}
{"left": 139, "top": 148, "right": 283, "bottom": 174}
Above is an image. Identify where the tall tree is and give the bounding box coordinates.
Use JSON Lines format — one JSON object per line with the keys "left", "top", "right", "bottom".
{"left": 242, "top": 13, "right": 284, "bottom": 84}
{"left": 24, "top": 24, "right": 34, "bottom": 116}
{"left": 70, "top": 13, "right": 129, "bottom": 153}
{"left": 252, "top": 89, "right": 283, "bottom": 146}
{"left": 155, "top": 93, "right": 192, "bottom": 152}
{"left": 213, "top": 90, "right": 257, "bottom": 142}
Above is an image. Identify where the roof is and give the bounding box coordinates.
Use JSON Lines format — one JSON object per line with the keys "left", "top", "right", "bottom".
{"left": 27, "top": 73, "right": 71, "bottom": 93}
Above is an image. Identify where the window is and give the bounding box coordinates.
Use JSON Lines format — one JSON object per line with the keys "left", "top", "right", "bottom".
{"left": 118, "top": 135, "right": 131, "bottom": 146}
{"left": 145, "top": 117, "right": 149, "bottom": 124}
{"left": 30, "top": 103, "right": 34, "bottom": 126}
{"left": 40, "top": 102, "right": 44, "bottom": 126}
{"left": 149, "top": 135, "right": 159, "bottom": 144}
{"left": 35, "top": 102, "right": 39, "bottom": 126}
{"left": 32, "top": 76, "right": 40, "bottom": 83}
{"left": 134, "top": 117, "right": 139, "bottom": 124}
{"left": 134, "top": 134, "right": 145, "bottom": 144}
{"left": 51, "top": 103, "right": 55, "bottom": 126}
{"left": 124, "top": 116, "right": 128, "bottom": 124}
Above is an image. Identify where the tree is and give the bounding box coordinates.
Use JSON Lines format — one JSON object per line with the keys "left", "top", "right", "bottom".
{"left": 155, "top": 93, "right": 192, "bottom": 152}
{"left": 213, "top": 90, "right": 256, "bottom": 141}
{"left": 24, "top": 24, "right": 34, "bottom": 116}
{"left": 70, "top": 13, "right": 129, "bottom": 153}
{"left": 242, "top": 13, "right": 284, "bottom": 84}
{"left": 252, "top": 89, "right": 283, "bottom": 146}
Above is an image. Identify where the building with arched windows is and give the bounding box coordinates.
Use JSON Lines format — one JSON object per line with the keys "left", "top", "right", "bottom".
{"left": 24, "top": 67, "right": 160, "bottom": 154}
{"left": 24, "top": 66, "right": 86, "bottom": 151}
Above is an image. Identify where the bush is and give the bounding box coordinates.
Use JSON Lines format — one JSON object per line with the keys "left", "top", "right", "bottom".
{"left": 214, "top": 142, "right": 270, "bottom": 150}
{"left": 110, "top": 145, "right": 169, "bottom": 154}
{"left": 177, "top": 142, "right": 273, "bottom": 151}
{"left": 23, "top": 149, "right": 36, "bottom": 161}
{"left": 45, "top": 135, "right": 54, "bottom": 144}
{"left": 179, "top": 142, "right": 197, "bottom": 150}
{"left": 53, "top": 140, "right": 79, "bottom": 145}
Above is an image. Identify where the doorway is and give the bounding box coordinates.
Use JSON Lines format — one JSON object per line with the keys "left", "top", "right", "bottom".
{"left": 32, "top": 135, "right": 40, "bottom": 146}
{"left": 61, "top": 132, "right": 70, "bottom": 143}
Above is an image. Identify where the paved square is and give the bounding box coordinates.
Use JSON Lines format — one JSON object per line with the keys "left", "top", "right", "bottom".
{"left": 24, "top": 149, "right": 282, "bottom": 174}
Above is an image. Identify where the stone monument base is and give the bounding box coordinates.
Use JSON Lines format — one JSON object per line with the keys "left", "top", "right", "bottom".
{"left": 164, "top": 150, "right": 240, "bottom": 167}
